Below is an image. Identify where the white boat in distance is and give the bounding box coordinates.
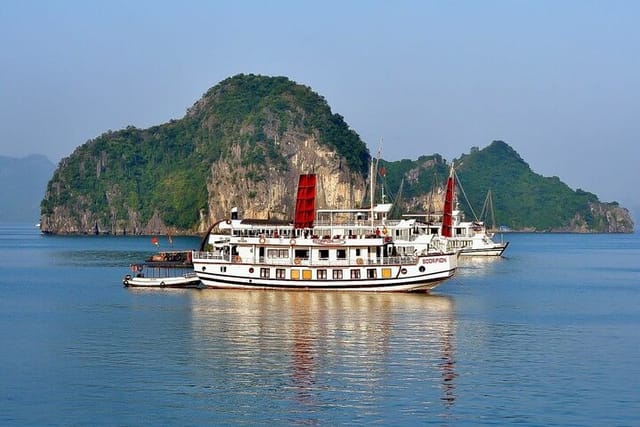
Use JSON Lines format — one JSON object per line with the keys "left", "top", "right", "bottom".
{"left": 395, "top": 164, "right": 508, "bottom": 257}
{"left": 438, "top": 165, "right": 508, "bottom": 256}
{"left": 347, "top": 175, "right": 508, "bottom": 257}
{"left": 192, "top": 174, "right": 458, "bottom": 292}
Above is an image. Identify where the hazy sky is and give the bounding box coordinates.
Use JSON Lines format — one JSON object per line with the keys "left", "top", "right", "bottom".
{"left": 1, "top": 0, "right": 638, "bottom": 220}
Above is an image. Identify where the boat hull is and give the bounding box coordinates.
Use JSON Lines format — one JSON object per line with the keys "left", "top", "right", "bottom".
{"left": 460, "top": 241, "right": 509, "bottom": 257}
{"left": 193, "top": 254, "right": 456, "bottom": 292}
{"left": 123, "top": 273, "right": 201, "bottom": 288}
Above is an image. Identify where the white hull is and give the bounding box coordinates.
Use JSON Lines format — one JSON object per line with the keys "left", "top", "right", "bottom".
{"left": 460, "top": 241, "right": 508, "bottom": 257}
{"left": 123, "top": 272, "right": 201, "bottom": 288}
{"left": 193, "top": 251, "right": 456, "bottom": 292}
{"left": 123, "top": 251, "right": 199, "bottom": 288}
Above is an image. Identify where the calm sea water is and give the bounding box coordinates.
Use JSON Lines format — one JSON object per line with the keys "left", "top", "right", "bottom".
{"left": 1, "top": 224, "right": 638, "bottom": 426}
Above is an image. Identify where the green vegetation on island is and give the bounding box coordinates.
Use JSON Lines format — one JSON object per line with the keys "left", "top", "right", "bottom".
{"left": 379, "top": 141, "right": 626, "bottom": 231}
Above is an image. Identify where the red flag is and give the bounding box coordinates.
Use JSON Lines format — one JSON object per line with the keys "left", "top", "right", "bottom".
{"left": 151, "top": 236, "right": 159, "bottom": 246}
{"left": 380, "top": 166, "right": 386, "bottom": 177}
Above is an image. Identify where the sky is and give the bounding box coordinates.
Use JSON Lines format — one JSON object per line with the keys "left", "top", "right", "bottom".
{"left": 1, "top": 0, "right": 639, "bottom": 223}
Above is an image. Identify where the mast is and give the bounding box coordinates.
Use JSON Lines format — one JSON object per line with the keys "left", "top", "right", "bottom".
{"left": 370, "top": 156, "right": 375, "bottom": 228}
{"left": 481, "top": 189, "right": 498, "bottom": 232}
{"left": 370, "top": 140, "right": 383, "bottom": 228}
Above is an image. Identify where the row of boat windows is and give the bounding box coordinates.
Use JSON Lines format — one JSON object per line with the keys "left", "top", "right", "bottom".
{"left": 262, "top": 267, "right": 391, "bottom": 280}
{"left": 447, "top": 239, "right": 474, "bottom": 247}
{"left": 264, "top": 247, "right": 421, "bottom": 260}
{"left": 228, "top": 226, "right": 468, "bottom": 239}
{"left": 219, "top": 266, "right": 392, "bottom": 280}
{"left": 230, "top": 228, "right": 437, "bottom": 239}
{"left": 267, "top": 248, "right": 356, "bottom": 259}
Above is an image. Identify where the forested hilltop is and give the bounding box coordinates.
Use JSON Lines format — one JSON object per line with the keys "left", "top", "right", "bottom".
{"left": 40, "top": 74, "right": 634, "bottom": 234}
{"left": 380, "top": 141, "right": 632, "bottom": 232}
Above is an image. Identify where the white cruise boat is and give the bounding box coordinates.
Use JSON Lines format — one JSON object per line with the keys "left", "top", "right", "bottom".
{"left": 390, "top": 164, "right": 509, "bottom": 257}
{"left": 192, "top": 174, "right": 458, "bottom": 292}
{"left": 435, "top": 164, "right": 508, "bottom": 256}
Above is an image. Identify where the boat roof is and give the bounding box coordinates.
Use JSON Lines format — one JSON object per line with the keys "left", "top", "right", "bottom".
{"left": 316, "top": 203, "right": 393, "bottom": 215}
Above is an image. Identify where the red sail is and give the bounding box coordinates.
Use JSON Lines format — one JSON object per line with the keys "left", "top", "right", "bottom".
{"left": 442, "top": 168, "right": 455, "bottom": 237}
{"left": 294, "top": 174, "right": 316, "bottom": 229}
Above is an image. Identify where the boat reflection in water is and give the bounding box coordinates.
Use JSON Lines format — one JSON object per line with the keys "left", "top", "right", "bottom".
{"left": 188, "top": 290, "right": 457, "bottom": 419}
{"left": 457, "top": 254, "right": 506, "bottom": 278}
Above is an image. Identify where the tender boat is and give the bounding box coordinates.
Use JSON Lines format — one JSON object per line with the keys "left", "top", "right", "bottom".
{"left": 192, "top": 174, "right": 458, "bottom": 292}
{"left": 123, "top": 251, "right": 202, "bottom": 288}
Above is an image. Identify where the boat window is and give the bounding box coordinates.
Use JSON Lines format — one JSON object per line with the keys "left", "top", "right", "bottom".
{"left": 267, "top": 249, "right": 288, "bottom": 259}
{"left": 350, "top": 269, "right": 361, "bottom": 279}
{"left": 355, "top": 249, "right": 361, "bottom": 256}
{"left": 294, "top": 249, "right": 310, "bottom": 259}
{"left": 336, "top": 249, "right": 346, "bottom": 259}
{"left": 276, "top": 268, "right": 285, "bottom": 279}
{"left": 317, "top": 269, "right": 327, "bottom": 279}
{"left": 367, "top": 269, "right": 377, "bottom": 279}
{"left": 332, "top": 270, "right": 343, "bottom": 280}
{"left": 319, "top": 249, "right": 329, "bottom": 259}
{"left": 260, "top": 268, "right": 270, "bottom": 278}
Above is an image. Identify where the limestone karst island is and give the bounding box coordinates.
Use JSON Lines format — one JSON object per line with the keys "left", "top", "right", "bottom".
{"left": 39, "top": 74, "right": 634, "bottom": 235}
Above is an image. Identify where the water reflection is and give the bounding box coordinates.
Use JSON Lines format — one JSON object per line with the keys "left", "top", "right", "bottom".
{"left": 188, "top": 291, "right": 457, "bottom": 418}
{"left": 457, "top": 255, "right": 506, "bottom": 277}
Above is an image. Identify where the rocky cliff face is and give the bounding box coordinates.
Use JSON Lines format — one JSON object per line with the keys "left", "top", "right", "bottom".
{"left": 564, "top": 203, "right": 635, "bottom": 233}
{"left": 202, "top": 137, "right": 365, "bottom": 233}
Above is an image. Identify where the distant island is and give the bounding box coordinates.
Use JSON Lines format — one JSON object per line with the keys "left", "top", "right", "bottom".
{"left": 37, "top": 74, "right": 634, "bottom": 234}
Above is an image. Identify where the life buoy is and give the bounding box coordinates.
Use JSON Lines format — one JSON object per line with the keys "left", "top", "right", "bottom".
{"left": 290, "top": 238, "right": 296, "bottom": 245}
{"left": 400, "top": 268, "right": 407, "bottom": 275}
{"left": 225, "top": 219, "right": 232, "bottom": 225}
{"left": 294, "top": 257, "right": 301, "bottom": 265}
{"left": 356, "top": 257, "right": 364, "bottom": 265}
{"left": 160, "top": 281, "right": 166, "bottom": 287}
{"left": 259, "top": 237, "right": 266, "bottom": 244}
{"left": 233, "top": 255, "right": 242, "bottom": 263}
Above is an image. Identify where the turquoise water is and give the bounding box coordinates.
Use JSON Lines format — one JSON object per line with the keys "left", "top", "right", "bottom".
{"left": 1, "top": 225, "right": 639, "bottom": 426}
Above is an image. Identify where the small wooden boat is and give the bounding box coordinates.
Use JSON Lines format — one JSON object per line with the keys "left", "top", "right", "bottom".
{"left": 122, "top": 251, "right": 201, "bottom": 288}
{"left": 123, "top": 270, "right": 201, "bottom": 288}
